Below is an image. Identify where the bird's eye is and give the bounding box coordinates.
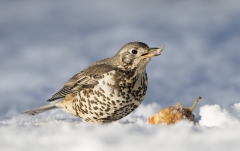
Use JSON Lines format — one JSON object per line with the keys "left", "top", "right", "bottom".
{"left": 131, "top": 49, "right": 138, "bottom": 54}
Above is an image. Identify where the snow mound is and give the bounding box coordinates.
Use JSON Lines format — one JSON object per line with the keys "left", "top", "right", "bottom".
{"left": 199, "top": 104, "right": 240, "bottom": 127}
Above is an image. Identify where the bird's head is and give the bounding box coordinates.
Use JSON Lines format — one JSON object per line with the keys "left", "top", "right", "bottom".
{"left": 114, "top": 42, "right": 164, "bottom": 70}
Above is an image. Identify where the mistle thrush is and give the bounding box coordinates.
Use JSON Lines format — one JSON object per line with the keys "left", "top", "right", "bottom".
{"left": 22, "top": 42, "right": 164, "bottom": 123}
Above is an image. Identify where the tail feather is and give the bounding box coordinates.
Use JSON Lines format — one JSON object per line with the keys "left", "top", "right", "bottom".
{"left": 21, "top": 103, "right": 59, "bottom": 116}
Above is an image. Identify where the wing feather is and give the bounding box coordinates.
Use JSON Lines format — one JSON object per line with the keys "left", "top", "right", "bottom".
{"left": 47, "top": 59, "right": 116, "bottom": 102}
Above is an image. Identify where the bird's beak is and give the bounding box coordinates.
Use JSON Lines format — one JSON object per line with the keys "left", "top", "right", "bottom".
{"left": 141, "top": 45, "right": 165, "bottom": 58}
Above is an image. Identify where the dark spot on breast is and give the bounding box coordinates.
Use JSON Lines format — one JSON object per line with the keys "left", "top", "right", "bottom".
{"left": 94, "top": 96, "right": 99, "bottom": 102}
{"left": 83, "top": 90, "right": 86, "bottom": 96}
{"left": 99, "top": 88, "right": 105, "bottom": 93}
{"left": 125, "top": 94, "right": 130, "bottom": 100}
{"left": 105, "top": 108, "right": 110, "bottom": 112}
{"left": 96, "top": 91, "right": 100, "bottom": 97}
{"left": 86, "top": 93, "right": 90, "bottom": 98}
{"left": 112, "top": 101, "right": 116, "bottom": 105}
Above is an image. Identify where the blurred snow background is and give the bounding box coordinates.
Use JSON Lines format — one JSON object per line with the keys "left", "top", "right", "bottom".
{"left": 1, "top": 0, "right": 240, "bottom": 151}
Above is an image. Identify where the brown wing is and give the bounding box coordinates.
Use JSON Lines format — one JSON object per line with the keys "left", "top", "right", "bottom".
{"left": 47, "top": 58, "right": 116, "bottom": 102}
{"left": 47, "top": 75, "right": 99, "bottom": 102}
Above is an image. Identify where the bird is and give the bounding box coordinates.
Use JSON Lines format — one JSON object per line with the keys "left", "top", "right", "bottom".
{"left": 22, "top": 42, "right": 164, "bottom": 123}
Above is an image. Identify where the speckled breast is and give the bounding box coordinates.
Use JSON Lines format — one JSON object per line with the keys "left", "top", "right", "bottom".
{"left": 69, "top": 69, "right": 148, "bottom": 123}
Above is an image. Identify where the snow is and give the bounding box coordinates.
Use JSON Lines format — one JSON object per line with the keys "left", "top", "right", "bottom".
{"left": 199, "top": 104, "right": 240, "bottom": 127}
{"left": 2, "top": 104, "right": 240, "bottom": 151}
{"left": 1, "top": 0, "right": 240, "bottom": 151}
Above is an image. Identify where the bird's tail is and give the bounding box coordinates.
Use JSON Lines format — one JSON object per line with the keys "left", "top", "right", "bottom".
{"left": 21, "top": 103, "right": 59, "bottom": 116}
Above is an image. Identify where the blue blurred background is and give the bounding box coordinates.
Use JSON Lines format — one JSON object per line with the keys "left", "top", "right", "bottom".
{"left": 1, "top": 0, "right": 240, "bottom": 120}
